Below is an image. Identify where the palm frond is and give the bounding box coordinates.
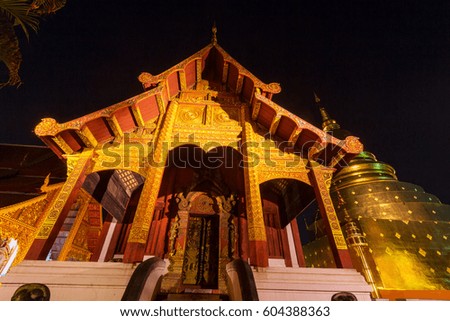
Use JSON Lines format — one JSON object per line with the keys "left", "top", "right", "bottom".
{"left": 30, "top": 0, "right": 66, "bottom": 15}
{"left": 0, "top": 0, "right": 40, "bottom": 39}
{"left": 0, "top": 11, "right": 22, "bottom": 87}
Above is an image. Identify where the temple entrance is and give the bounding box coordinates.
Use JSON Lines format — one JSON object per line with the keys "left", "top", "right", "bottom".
{"left": 159, "top": 146, "right": 244, "bottom": 294}
{"left": 182, "top": 214, "right": 219, "bottom": 288}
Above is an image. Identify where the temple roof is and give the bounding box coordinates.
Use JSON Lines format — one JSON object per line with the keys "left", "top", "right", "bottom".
{"left": 34, "top": 35, "right": 363, "bottom": 169}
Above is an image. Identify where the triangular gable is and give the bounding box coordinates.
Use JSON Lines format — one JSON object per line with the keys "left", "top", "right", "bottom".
{"left": 34, "top": 40, "right": 362, "bottom": 169}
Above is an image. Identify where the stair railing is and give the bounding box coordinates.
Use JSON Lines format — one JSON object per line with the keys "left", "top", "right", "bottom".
{"left": 225, "top": 259, "right": 259, "bottom": 301}
{"left": 121, "top": 257, "right": 166, "bottom": 301}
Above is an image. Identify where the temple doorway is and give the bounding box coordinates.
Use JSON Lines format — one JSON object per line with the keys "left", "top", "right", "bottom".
{"left": 182, "top": 214, "right": 219, "bottom": 288}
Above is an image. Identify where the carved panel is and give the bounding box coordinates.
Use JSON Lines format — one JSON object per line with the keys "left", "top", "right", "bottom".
{"left": 0, "top": 185, "right": 62, "bottom": 265}
{"left": 176, "top": 105, "right": 205, "bottom": 125}
{"left": 182, "top": 215, "right": 219, "bottom": 288}
{"left": 259, "top": 169, "right": 310, "bottom": 185}
{"left": 213, "top": 106, "right": 240, "bottom": 127}
{"left": 190, "top": 194, "right": 215, "bottom": 214}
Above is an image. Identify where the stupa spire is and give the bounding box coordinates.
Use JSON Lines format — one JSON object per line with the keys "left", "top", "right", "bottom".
{"left": 314, "top": 92, "right": 341, "bottom": 132}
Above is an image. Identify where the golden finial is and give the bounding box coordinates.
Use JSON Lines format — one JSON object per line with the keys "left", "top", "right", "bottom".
{"left": 211, "top": 22, "right": 218, "bottom": 45}
{"left": 40, "top": 173, "right": 51, "bottom": 193}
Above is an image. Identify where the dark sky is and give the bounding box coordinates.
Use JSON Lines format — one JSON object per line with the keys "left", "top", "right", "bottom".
{"left": 1, "top": 0, "right": 449, "bottom": 204}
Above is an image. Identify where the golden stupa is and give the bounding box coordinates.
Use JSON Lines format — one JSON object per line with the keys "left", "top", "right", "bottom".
{"left": 302, "top": 96, "right": 450, "bottom": 300}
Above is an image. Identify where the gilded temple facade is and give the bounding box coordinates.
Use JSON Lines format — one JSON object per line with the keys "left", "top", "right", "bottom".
{"left": 0, "top": 31, "right": 448, "bottom": 301}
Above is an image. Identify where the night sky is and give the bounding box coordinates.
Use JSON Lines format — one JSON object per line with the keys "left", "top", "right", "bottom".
{"left": 0, "top": 0, "right": 449, "bottom": 204}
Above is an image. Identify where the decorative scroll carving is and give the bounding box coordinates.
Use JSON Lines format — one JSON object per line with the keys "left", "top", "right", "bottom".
{"left": 0, "top": 184, "right": 62, "bottom": 265}
{"left": 190, "top": 194, "right": 215, "bottom": 214}
{"left": 267, "top": 82, "right": 282, "bottom": 93}
{"left": 344, "top": 135, "right": 364, "bottom": 154}
{"left": 177, "top": 106, "right": 204, "bottom": 124}
{"left": 176, "top": 193, "right": 190, "bottom": 211}
{"left": 258, "top": 170, "right": 310, "bottom": 185}
{"left": 213, "top": 106, "right": 240, "bottom": 126}
{"left": 168, "top": 213, "right": 181, "bottom": 259}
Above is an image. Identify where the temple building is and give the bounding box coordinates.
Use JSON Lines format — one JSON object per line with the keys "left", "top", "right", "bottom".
{"left": 0, "top": 29, "right": 448, "bottom": 301}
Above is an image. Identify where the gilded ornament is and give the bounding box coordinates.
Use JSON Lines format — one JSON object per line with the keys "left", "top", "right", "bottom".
{"left": 138, "top": 72, "right": 154, "bottom": 84}
{"left": 34, "top": 118, "right": 59, "bottom": 136}
{"left": 267, "top": 82, "right": 282, "bottom": 94}
{"left": 344, "top": 135, "right": 364, "bottom": 154}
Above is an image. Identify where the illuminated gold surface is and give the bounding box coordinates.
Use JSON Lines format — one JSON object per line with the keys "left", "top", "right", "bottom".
{"left": 127, "top": 101, "right": 179, "bottom": 244}
{"left": 18, "top": 39, "right": 367, "bottom": 281}
{"left": 240, "top": 106, "right": 267, "bottom": 242}
{"left": 0, "top": 183, "right": 62, "bottom": 265}
{"left": 309, "top": 103, "right": 450, "bottom": 296}
{"left": 58, "top": 190, "right": 96, "bottom": 262}
{"left": 36, "top": 150, "right": 93, "bottom": 239}
{"left": 330, "top": 152, "right": 450, "bottom": 292}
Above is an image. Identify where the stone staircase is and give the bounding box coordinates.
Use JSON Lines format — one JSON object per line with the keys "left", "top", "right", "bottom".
{"left": 0, "top": 260, "right": 136, "bottom": 300}
{"left": 0, "top": 261, "right": 373, "bottom": 301}
{"left": 253, "top": 267, "right": 373, "bottom": 301}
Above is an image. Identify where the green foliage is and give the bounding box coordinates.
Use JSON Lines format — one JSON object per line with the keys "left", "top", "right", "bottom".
{"left": 0, "top": 0, "right": 40, "bottom": 40}
{"left": 0, "top": 0, "right": 66, "bottom": 88}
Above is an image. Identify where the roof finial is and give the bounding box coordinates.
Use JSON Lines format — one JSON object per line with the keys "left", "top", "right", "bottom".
{"left": 211, "top": 21, "right": 218, "bottom": 45}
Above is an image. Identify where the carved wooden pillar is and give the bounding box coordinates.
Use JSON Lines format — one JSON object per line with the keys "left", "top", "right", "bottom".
{"left": 218, "top": 195, "right": 237, "bottom": 292}
{"left": 240, "top": 106, "right": 268, "bottom": 267}
{"left": 160, "top": 193, "right": 189, "bottom": 293}
{"left": 26, "top": 150, "right": 93, "bottom": 260}
{"left": 154, "top": 167, "right": 176, "bottom": 257}
{"left": 123, "top": 101, "right": 179, "bottom": 263}
{"left": 307, "top": 161, "right": 353, "bottom": 268}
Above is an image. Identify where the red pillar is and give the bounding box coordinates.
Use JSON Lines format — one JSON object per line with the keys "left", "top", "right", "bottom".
{"left": 290, "top": 219, "right": 306, "bottom": 267}
{"left": 90, "top": 216, "right": 113, "bottom": 262}
{"left": 238, "top": 197, "right": 249, "bottom": 261}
